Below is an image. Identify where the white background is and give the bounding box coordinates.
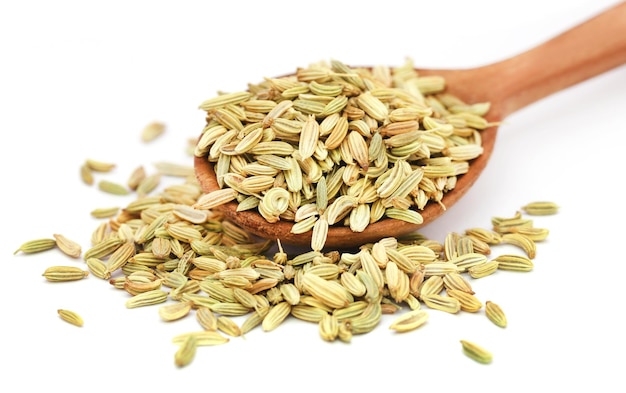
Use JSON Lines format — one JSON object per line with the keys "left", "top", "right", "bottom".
{"left": 1, "top": 0, "right": 625, "bottom": 391}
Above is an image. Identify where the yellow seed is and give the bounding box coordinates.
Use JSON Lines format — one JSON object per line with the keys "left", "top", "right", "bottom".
{"left": 217, "top": 316, "right": 242, "bottom": 337}
{"left": 14, "top": 238, "right": 57, "bottom": 255}
{"left": 57, "top": 309, "right": 84, "bottom": 327}
{"left": 98, "top": 180, "right": 130, "bottom": 195}
{"left": 521, "top": 201, "right": 559, "bottom": 216}
{"left": 171, "top": 331, "right": 229, "bottom": 346}
{"left": 389, "top": 309, "right": 429, "bottom": 333}
{"left": 319, "top": 313, "right": 339, "bottom": 341}
{"left": 485, "top": 301, "right": 507, "bottom": 328}
{"left": 141, "top": 121, "right": 166, "bottom": 142}
{"left": 421, "top": 294, "right": 461, "bottom": 314}
{"left": 501, "top": 233, "right": 537, "bottom": 258}
{"left": 80, "top": 163, "right": 94, "bottom": 185}
{"left": 90, "top": 207, "right": 120, "bottom": 218}
{"left": 125, "top": 289, "right": 168, "bottom": 308}
{"left": 158, "top": 301, "right": 192, "bottom": 322}
{"left": 174, "top": 335, "right": 197, "bottom": 368}
{"left": 42, "top": 266, "right": 89, "bottom": 282}
{"left": 196, "top": 307, "right": 218, "bottom": 331}
{"left": 53, "top": 234, "right": 82, "bottom": 258}
{"left": 85, "top": 158, "right": 116, "bottom": 172}
{"left": 460, "top": 340, "right": 493, "bottom": 364}
{"left": 493, "top": 254, "right": 534, "bottom": 272}
{"left": 447, "top": 289, "right": 482, "bottom": 313}
{"left": 262, "top": 302, "right": 292, "bottom": 332}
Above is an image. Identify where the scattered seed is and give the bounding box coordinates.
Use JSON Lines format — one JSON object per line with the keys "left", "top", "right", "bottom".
{"left": 57, "top": 309, "right": 84, "bottom": 327}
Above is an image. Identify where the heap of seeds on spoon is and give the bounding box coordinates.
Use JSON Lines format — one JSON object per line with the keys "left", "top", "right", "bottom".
{"left": 13, "top": 59, "right": 559, "bottom": 367}
{"left": 193, "top": 59, "right": 491, "bottom": 252}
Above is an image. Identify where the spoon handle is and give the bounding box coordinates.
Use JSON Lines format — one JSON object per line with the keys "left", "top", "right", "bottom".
{"left": 487, "top": 1, "right": 626, "bottom": 118}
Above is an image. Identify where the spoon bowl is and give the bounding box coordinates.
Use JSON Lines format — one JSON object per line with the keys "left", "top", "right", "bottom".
{"left": 195, "top": 2, "right": 626, "bottom": 249}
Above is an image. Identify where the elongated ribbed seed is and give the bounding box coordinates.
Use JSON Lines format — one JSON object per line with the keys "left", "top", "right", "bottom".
{"left": 42, "top": 266, "right": 89, "bottom": 282}
{"left": 14, "top": 238, "right": 57, "bottom": 255}
{"left": 262, "top": 302, "right": 292, "bottom": 332}
{"left": 421, "top": 294, "right": 461, "bottom": 314}
{"left": 389, "top": 309, "right": 429, "bottom": 333}
{"left": 159, "top": 301, "right": 192, "bottom": 322}
{"left": 521, "top": 201, "right": 559, "bottom": 216}
{"left": 58, "top": 309, "right": 84, "bottom": 327}
{"left": 485, "top": 301, "right": 507, "bottom": 328}
{"left": 171, "top": 331, "right": 229, "bottom": 346}
{"left": 460, "top": 340, "right": 493, "bottom": 364}
{"left": 493, "top": 254, "right": 534, "bottom": 272}
{"left": 174, "top": 335, "right": 197, "bottom": 368}
{"left": 125, "top": 289, "right": 168, "bottom": 308}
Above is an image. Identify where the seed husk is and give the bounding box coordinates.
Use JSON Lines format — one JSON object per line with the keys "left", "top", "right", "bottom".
{"left": 57, "top": 309, "right": 84, "bottom": 327}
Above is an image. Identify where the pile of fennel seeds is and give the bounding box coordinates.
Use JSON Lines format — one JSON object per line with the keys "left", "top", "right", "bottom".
{"left": 193, "top": 59, "right": 493, "bottom": 252}
{"left": 14, "top": 156, "right": 558, "bottom": 367}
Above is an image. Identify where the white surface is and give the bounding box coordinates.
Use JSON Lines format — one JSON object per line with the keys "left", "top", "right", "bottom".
{"left": 1, "top": 0, "right": 625, "bottom": 391}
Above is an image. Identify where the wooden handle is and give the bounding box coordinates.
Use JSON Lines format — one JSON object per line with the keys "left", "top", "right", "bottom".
{"left": 486, "top": 1, "right": 626, "bottom": 118}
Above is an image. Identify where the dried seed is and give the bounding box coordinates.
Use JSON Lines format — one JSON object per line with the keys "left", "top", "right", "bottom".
{"left": 493, "top": 254, "right": 534, "bottom": 272}
{"left": 174, "top": 335, "right": 197, "bottom": 368}
{"left": 421, "top": 294, "right": 461, "bottom": 314}
{"left": 159, "top": 301, "right": 192, "bottom": 322}
{"left": 319, "top": 313, "right": 339, "bottom": 341}
{"left": 389, "top": 309, "right": 429, "bottom": 333}
{"left": 141, "top": 121, "right": 166, "bottom": 142}
{"left": 125, "top": 289, "right": 168, "bottom": 308}
{"left": 85, "top": 158, "right": 116, "bottom": 172}
{"left": 14, "top": 238, "right": 57, "bottom": 255}
{"left": 90, "top": 207, "right": 120, "bottom": 219}
{"left": 42, "top": 266, "right": 89, "bottom": 282}
{"left": 468, "top": 260, "right": 499, "bottom": 279}
{"left": 460, "top": 340, "right": 493, "bottom": 364}
{"left": 262, "top": 302, "right": 292, "bottom": 332}
{"left": 85, "top": 257, "right": 111, "bottom": 280}
{"left": 217, "top": 316, "right": 242, "bottom": 337}
{"left": 301, "top": 273, "right": 351, "bottom": 309}
{"left": 136, "top": 173, "right": 161, "bottom": 196}
{"left": 57, "top": 309, "right": 84, "bottom": 327}
{"left": 485, "top": 301, "right": 507, "bottom": 328}
{"left": 171, "top": 331, "right": 229, "bottom": 346}
{"left": 98, "top": 180, "right": 130, "bottom": 195}
{"left": 447, "top": 289, "right": 482, "bottom": 313}
{"left": 501, "top": 233, "right": 537, "bottom": 258}
{"left": 53, "top": 234, "right": 82, "bottom": 258}
{"left": 127, "top": 165, "right": 147, "bottom": 190}
{"left": 80, "top": 163, "right": 94, "bottom": 185}
{"left": 521, "top": 201, "right": 559, "bottom": 216}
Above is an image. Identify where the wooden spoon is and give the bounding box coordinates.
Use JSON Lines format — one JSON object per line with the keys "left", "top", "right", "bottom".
{"left": 195, "top": 2, "right": 626, "bottom": 249}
